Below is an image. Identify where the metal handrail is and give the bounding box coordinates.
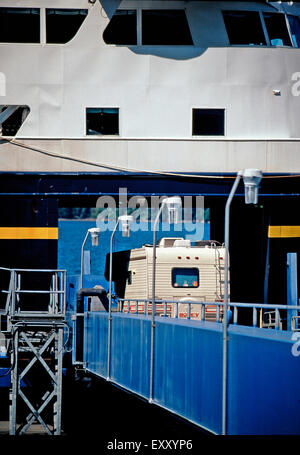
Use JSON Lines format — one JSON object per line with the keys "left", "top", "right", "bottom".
{"left": 0, "top": 268, "right": 67, "bottom": 317}
{"left": 118, "top": 298, "right": 300, "bottom": 330}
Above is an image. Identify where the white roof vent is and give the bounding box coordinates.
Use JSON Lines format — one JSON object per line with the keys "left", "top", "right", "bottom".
{"left": 173, "top": 239, "right": 191, "bottom": 248}
{"left": 158, "top": 237, "right": 184, "bottom": 248}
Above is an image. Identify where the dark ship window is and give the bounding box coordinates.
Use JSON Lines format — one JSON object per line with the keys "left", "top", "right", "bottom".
{"left": 0, "top": 106, "right": 30, "bottom": 136}
{"left": 192, "top": 109, "right": 225, "bottom": 136}
{"left": 103, "top": 10, "right": 137, "bottom": 45}
{"left": 222, "top": 11, "right": 266, "bottom": 46}
{"left": 263, "top": 12, "right": 292, "bottom": 46}
{"left": 142, "top": 10, "right": 193, "bottom": 45}
{"left": 86, "top": 108, "right": 119, "bottom": 135}
{"left": 0, "top": 8, "right": 40, "bottom": 43}
{"left": 287, "top": 15, "right": 300, "bottom": 47}
{"left": 46, "top": 9, "right": 88, "bottom": 44}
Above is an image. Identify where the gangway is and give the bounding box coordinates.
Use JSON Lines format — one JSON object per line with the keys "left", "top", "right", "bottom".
{"left": 0, "top": 267, "right": 66, "bottom": 435}
{"left": 69, "top": 277, "right": 300, "bottom": 435}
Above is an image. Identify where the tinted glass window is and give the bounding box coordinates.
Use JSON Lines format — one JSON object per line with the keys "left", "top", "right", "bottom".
{"left": 287, "top": 15, "right": 300, "bottom": 47}
{"left": 103, "top": 10, "right": 137, "bottom": 45}
{"left": 263, "top": 13, "right": 291, "bottom": 46}
{"left": 0, "top": 8, "right": 40, "bottom": 43}
{"left": 192, "top": 109, "right": 225, "bottom": 136}
{"left": 223, "top": 11, "right": 266, "bottom": 45}
{"left": 142, "top": 10, "right": 193, "bottom": 45}
{"left": 0, "top": 106, "right": 30, "bottom": 136}
{"left": 172, "top": 268, "right": 199, "bottom": 288}
{"left": 46, "top": 9, "right": 88, "bottom": 44}
{"left": 86, "top": 108, "right": 119, "bottom": 135}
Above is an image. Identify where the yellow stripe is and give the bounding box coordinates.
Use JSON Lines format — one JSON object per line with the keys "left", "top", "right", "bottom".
{"left": 0, "top": 227, "right": 58, "bottom": 240}
{"left": 268, "top": 226, "right": 300, "bottom": 238}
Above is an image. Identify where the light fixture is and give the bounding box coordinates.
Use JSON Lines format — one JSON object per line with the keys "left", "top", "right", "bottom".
{"left": 242, "top": 169, "right": 263, "bottom": 205}
{"left": 107, "top": 214, "right": 133, "bottom": 380}
{"left": 222, "top": 169, "right": 263, "bottom": 435}
{"left": 80, "top": 227, "right": 101, "bottom": 289}
{"left": 89, "top": 227, "right": 101, "bottom": 246}
{"left": 163, "top": 196, "right": 182, "bottom": 224}
{"left": 118, "top": 215, "right": 134, "bottom": 237}
{"left": 150, "top": 196, "right": 182, "bottom": 402}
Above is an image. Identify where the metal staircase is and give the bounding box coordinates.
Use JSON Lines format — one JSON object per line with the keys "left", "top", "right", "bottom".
{"left": 0, "top": 267, "right": 66, "bottom": 435}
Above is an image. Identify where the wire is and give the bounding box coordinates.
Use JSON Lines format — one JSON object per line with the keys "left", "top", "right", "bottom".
{"left": 4, "top": 138, "right": 300, "bottom": 180}
{"left": 6, "top": 138, "right": 233, "bottom": 179}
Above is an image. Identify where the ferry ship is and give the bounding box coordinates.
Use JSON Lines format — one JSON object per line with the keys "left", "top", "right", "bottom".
{"left": 0, "top": 0, "right": 300, "bottom": 307}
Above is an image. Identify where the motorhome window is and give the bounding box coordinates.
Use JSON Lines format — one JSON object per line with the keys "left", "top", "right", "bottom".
{"left": 172, "top": 268, "right": 199, "bottom": 288}
{"left": 142, "top": 10, "right": 193, "bottom": 45}
{"left": 103, "top": 10, "right": 137, "bottom": 45}
{"left": 46, "top": 9, "right": 88, "bottom": 44}
{"left": 86, "top": 108, "right": 119, "bottom": 135}
{"left": 0, "top": 8, "right": 40, "bottom": 43}
{"left": 222, "top": 11, "right": 266, "bottom": 45}
{"left": 127, "top": 271, "right": 132, "bottom": 285}
{"left": 0, "top": 106, "right": 30, "bottom": 136}
{"left": 192, "top": 109, "right": 225, "bottom": 136}
{"left": 263, "top": 13, "right": 292, "bottom": 46}
{"left": 287, "top": 15, "right": 300, "bottom": 47}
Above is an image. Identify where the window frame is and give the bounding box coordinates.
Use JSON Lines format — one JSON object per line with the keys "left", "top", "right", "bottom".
{"left": 262, "top": 11, "right": 294, "bottom": 48}
{"left": 171, "top": 267, "right": 200, "bottom": 289}
{"left": 0, "top": 7, "right": 41, "bottom": 44}
{"left": 222, "top": 9, "right": 268, "bottom": 47}
{"left": 85, "top": 107, "right": 120, "bottom": 137}
{"left": 45, "top": 8, "right": 88, "bottom": 44}
{"left": 222, "top": 8, "right": 297, "bottom": 48}
{"left": 104, "top": 7, "right": 193, "bottom": 47}
{"left": 191, "top": 107, "right": 226, "bottom": 137}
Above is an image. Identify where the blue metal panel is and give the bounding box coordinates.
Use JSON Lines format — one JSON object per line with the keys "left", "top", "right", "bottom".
{"left": 84, "top": 312, "right": 108, "bottom": 375}
{"left": 227, "top": 325, "right": 300, "bottom": 435}
{"left": 82, "top": 312, "right": 300, "bottom": 435}
{"left": 287, "top": 253, "right": 298, "bottom": 331}
{"left": 110, "top": 314, "right": 151, "bottom": 397}
{"left": 153, "top": 318, "right": 223, "bottom": 434}
{"left": 84, "top": 313, "right": 151, "bottom": 397}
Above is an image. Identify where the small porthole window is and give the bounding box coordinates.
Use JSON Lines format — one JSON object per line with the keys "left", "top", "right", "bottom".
{"left": 192, "top": 108, "right": 225, "bottom": 136}
{"left": 86, "top": 108, "right": 119, "bottom": 135}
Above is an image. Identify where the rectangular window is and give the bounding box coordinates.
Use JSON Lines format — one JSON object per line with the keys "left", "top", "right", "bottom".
{"left": 142, "top": 10, "right": 193, "bottom": 45}
{"left": 46, "top": 9, "right": 88, "bottom": 44}
{"left": 103, "top": 10, "right": 137, "bottom": 45}
{"left": 263, "top": 12, "right": 292, "bottom": 47}
{"left": 287, "top": 15, "right": 300, "bottom": 47}
{"left": 86, "top": 108, "right": 119, "bottom": 135}
{"left": 222, "top": 11, "right": 266, "bottom": 46}
{"left": 0, "top": 8, "right": 40, "bottom": 43}
{"left": 192, "top": 109, "right": 225, "bottom": 136}
{"left": 172, "top": 268, "right": 199, "bottom": 288}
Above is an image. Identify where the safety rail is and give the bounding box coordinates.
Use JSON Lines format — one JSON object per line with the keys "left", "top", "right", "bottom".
{"left": 118, "top": 298, "right": 300, "bottom": 331}
{"left": 0, "top": 267, "right": 67, "bottom": 318}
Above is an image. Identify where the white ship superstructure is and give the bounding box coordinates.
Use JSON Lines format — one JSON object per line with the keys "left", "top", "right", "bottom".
{"left": 1, "top": 0, "right": 300, "bottom": 173}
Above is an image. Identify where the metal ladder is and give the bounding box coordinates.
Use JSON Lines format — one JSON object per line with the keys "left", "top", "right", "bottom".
{"left": 213, "top": 243, "right": 224, "bottom": 302}
{"left": 0, "top": 267, "right": 66, "bottom": 435}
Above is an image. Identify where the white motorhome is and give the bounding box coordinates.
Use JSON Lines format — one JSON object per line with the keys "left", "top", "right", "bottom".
{"left": 121, "top": 238, "right": 227, "bottom": 321}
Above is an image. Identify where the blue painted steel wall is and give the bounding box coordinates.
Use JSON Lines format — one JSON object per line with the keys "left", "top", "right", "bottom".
{"left": 227, "top": 326, "right": 300, "bottom": 435}
{"left": 83, "top": 312, "right": 300, "bottom": 435}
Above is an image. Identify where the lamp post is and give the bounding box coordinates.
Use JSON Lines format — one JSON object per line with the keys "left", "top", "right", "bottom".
{"left": 80, "top": 227, "right": 101, "bottom": 289}
{"left": 222, "top": 169, "right": 262, "bottom": 435}
{"left": 107, "top": 214, "right": 134, "bottom": 380}
{"left": 149, "top": 196, "right": 182, "bottom": 402}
